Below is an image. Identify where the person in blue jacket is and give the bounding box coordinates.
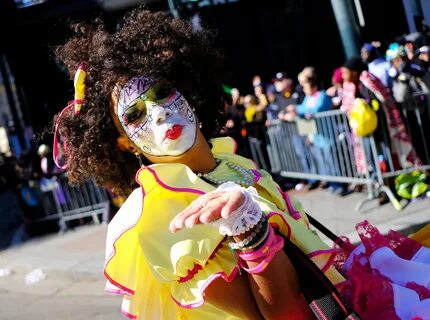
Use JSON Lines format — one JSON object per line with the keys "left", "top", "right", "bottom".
{"left": 280, "top": 67, "right": 349, "bottom": 195}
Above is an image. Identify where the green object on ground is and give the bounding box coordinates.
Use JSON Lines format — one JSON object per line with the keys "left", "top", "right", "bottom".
{"left": 395, "top": 170, "right": 428, "bottom": 200}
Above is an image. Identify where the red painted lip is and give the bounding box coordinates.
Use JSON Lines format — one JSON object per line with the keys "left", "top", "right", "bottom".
{"left": 165, "top": 125, "right": 183, "bottom": 140}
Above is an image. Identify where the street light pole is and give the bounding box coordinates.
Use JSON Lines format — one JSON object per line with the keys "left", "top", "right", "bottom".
{"left": 0, "top": 55, "right": 26, "bottom": 155}
{"left": 330, "top": 0, "right": 361, "bottom": 59}
{"left": 167, "top": 0, "right": 180, "bottom": 18}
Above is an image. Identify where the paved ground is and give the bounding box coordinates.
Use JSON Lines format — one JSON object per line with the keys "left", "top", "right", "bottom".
{"left": 0, "top": 189, "right": 429, "bottom": 319}
{"left": 0, "top": 225, "right": 122, "bottom": 320}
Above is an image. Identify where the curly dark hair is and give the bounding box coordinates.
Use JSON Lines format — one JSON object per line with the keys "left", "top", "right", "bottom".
{"left": 54, "top": 8, "right": 225, "bottom": 195}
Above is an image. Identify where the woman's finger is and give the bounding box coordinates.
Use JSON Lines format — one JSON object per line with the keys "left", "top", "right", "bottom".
{"left": 170, "top": 190, "right": 245, "bottom": 232}
{"left": 220, "top": 191, "right": 244, "bottom": 218}
{"left": 170, "top": 205, "right": 202, "bottom": 232}
{"left": 183, "top": 211, "right": 205, "bottom": 228}
{"left": 198, "top": 203, "right": 224, "bottom": 224}
{"left": 169, "top": 192, "right": 225, "bottom": 232}
{"left": 171, "top": 203, "right": 222, "bottom": 232}
{"left": 196, "top": 191, "right": 224, "bottom": 206}
{"left": 183, "top": 199, "right": 227, "bottom": 227}
{"left": 199, "top": 198, "right": 228, "bottom": 223}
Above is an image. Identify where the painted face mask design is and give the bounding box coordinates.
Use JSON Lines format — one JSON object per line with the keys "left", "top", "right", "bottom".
{"left": 117, "top": 76, "right": 196, "bottom": 156}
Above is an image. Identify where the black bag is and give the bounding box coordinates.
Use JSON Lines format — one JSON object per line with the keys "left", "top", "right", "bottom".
{"left": 281, "top": 214, "right": 360, "bottom": 320}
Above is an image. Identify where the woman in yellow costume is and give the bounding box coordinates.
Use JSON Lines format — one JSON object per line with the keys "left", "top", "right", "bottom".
{"left": 53, "top": 8, "right": 358, "bottom": 320}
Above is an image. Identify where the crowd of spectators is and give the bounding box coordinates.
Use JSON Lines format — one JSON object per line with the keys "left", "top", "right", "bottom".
{"left": 0, "top": 144, "right": 54, "bottom": 249}
{"left": 0, "top": 140, "right": 68, "bottom": 249}
{"left": 221, "top": 31, "right": 430, "bottom": 197}
{"left": 0, "top": 136, "right": 125, "bottom": 249}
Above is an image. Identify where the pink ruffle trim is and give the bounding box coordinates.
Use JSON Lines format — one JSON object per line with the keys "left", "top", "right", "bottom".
{"left": 171, "top": 266, "right": 240, "bottom": 309}
{"left": 177, "top": 241, "right": 223, "bottom": 284}
{"left": 121, "top": 309, "right": 137, "bottom": 319}
{"left": 335, "top": 220, "right": 429, "bottom": 319}
{"left": 341, "top": 261, "right": 400, "bottom": 320}
{"left": 406, "top": 282, "right": 430, "bottom": 300}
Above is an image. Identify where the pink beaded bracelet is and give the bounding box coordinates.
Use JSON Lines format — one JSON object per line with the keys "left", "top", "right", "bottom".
{"left": 238, "top": 227, "right": 285, "bottom": 274}
{"left": 239, "top": 226, "right": 275, "bottom": 261}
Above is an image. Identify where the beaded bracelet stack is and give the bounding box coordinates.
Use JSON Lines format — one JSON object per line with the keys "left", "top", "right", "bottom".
{"left": 228, "top": 216, "right": 284, "bottom": 274}
{"left": 228, "top": 216, "right": 268, "bottom": 251}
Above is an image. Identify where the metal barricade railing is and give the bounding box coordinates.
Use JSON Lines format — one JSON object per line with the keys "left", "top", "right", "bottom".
{"left": 263, "top": 111, "right": 376, "bottom": 210}
{"left": 248, "top": 101, "right": 430, "bottom": 212}
{"left": 397, "top": 92, "right": 430, "bottom": 165}
{"left": 267, "top": 111, "right": 367, "bottom": 182}
{"left": 373, "top": 93, "right": 430, "bottom": 209}
{"left": 29, "top": 174, "right": 110, "bottom": 232}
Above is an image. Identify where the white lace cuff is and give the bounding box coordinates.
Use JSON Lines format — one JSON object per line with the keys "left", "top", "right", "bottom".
{"left": 208, "top": 182, "right": 263, "bottom": 236}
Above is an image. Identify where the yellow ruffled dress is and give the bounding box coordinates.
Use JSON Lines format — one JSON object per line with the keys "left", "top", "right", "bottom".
{"left": 104, "top": 137, "right": 344, "bottom": 319}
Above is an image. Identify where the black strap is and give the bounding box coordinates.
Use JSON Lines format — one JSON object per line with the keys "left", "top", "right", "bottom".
{"left": 282, "top": 235, "right": 360, "bottom": 320}
{"left": 306, "top": 214, "right": 341, "bottom": 244}
{"left": 306, "top": 213, "right": 353, "bottom": 251}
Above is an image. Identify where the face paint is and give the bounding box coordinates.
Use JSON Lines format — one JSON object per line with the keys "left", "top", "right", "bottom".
{"left": 117, "top": 76, "right": 197, "bottom": 156}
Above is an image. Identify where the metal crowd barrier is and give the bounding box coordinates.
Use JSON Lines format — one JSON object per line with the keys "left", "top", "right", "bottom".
{"left": 29, "top": 174, "right": 110, "bottom": 232}
{"left": 374, "top": 93, "right": 430, "bottom": 209}
{"left": 398, "top": 92, "right": 430, "bottom": 164}
{"left": 248, "top": 94, "right": 430, "bottom": 211}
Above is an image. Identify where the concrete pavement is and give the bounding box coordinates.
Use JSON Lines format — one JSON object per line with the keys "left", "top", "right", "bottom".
{"left": 0, "top": 189, "right": 429, "bottom": 319}
{"left": 0, "top": 224, "right": 122, "bottom": 319}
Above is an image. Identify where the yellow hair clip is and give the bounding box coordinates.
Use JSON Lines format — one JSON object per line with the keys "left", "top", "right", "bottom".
{"left": 73, "top": 63, "right": 87, "bottom": 115}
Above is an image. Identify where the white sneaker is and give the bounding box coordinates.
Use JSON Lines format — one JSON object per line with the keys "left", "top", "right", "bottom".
{"left": 295, "top": 183, "right": 305, "bottom": 191}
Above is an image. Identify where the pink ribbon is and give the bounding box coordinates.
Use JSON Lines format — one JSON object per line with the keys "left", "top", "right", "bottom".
{"left": 53, "top": 102, "right": 73, "bottom": 169}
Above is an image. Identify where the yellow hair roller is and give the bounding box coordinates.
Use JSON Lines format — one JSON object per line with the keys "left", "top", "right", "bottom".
{"left": 74, "top": 63, "right": 87, "bottom": 115}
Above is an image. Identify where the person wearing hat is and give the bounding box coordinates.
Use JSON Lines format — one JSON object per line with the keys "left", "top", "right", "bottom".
{"left": 386, "top": 42, "right": 429, "bottom": 104}
{"left": 265, "top": 71, "right": 297, "bottom": 125}
{"left": 274, "top": 72, "right": 298, "bottom": 101}
{"left": 361, "top": 42, "right": 391, "bottom": 87}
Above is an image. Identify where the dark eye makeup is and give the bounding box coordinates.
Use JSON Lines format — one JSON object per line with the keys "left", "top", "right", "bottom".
{"left": 122, "top": 99, "right": 147, "bottom": 125}
{"left": 120, "top": 81, "right": 176, "bottom": 125}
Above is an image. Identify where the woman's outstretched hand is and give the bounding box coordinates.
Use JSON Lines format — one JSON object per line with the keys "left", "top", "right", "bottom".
{"left": 169, "top": 190, "right": 245, "bottom": 233}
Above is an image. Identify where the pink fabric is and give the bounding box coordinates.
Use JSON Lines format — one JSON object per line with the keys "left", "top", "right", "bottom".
{"left": 387, "top": 229, "right": 423, "bottom": 260}
{"left": 177, "top": 263, "right": 203, "bottom": 283}
{"left": 332, "top": 67, "right": 343, "bottom": 85}
{"left": 343, "top": 265, "right": 400, "bottom": 320}
{"left": 121, "top": 309, "right": 138, "bottom": 319}
{"left": 266, "top": 211, "right": 292, "bottom": 239}
{"left": 170, "top": 267, "right": 240, "bottom": 309}
{"left": 332, "top": 236, "right": 357, "bottom": 271}
{"left": 356, "top": 220, "right": 391, "bottom": 254}
{"left": 337, "top": 220, "right": 430, "bottom": 319}
{"left": 340, "top": 81, "right": 368, "bottom": 174}
{"left": 53, "top": 102, "right": 74, "bottom": 170}
{"left": 239, "top": 227, "right": 277, "bottom": 261}
{"left": 177, "top": 235, "right": 224, "bottom": 283}
{"left": 359, "top": 71, "right": 421, "bottom": 168}
{"left": 406, "top": 282, "right": 430, "bottom": 300}
{"left": 239, "top": 228, "right": 284, "bottom": 274}
{"left": 341, "top": 71, "right": 420, "bottom": 174}
{"left": 280, "top": 189, "right": 301, "bottom": 220}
